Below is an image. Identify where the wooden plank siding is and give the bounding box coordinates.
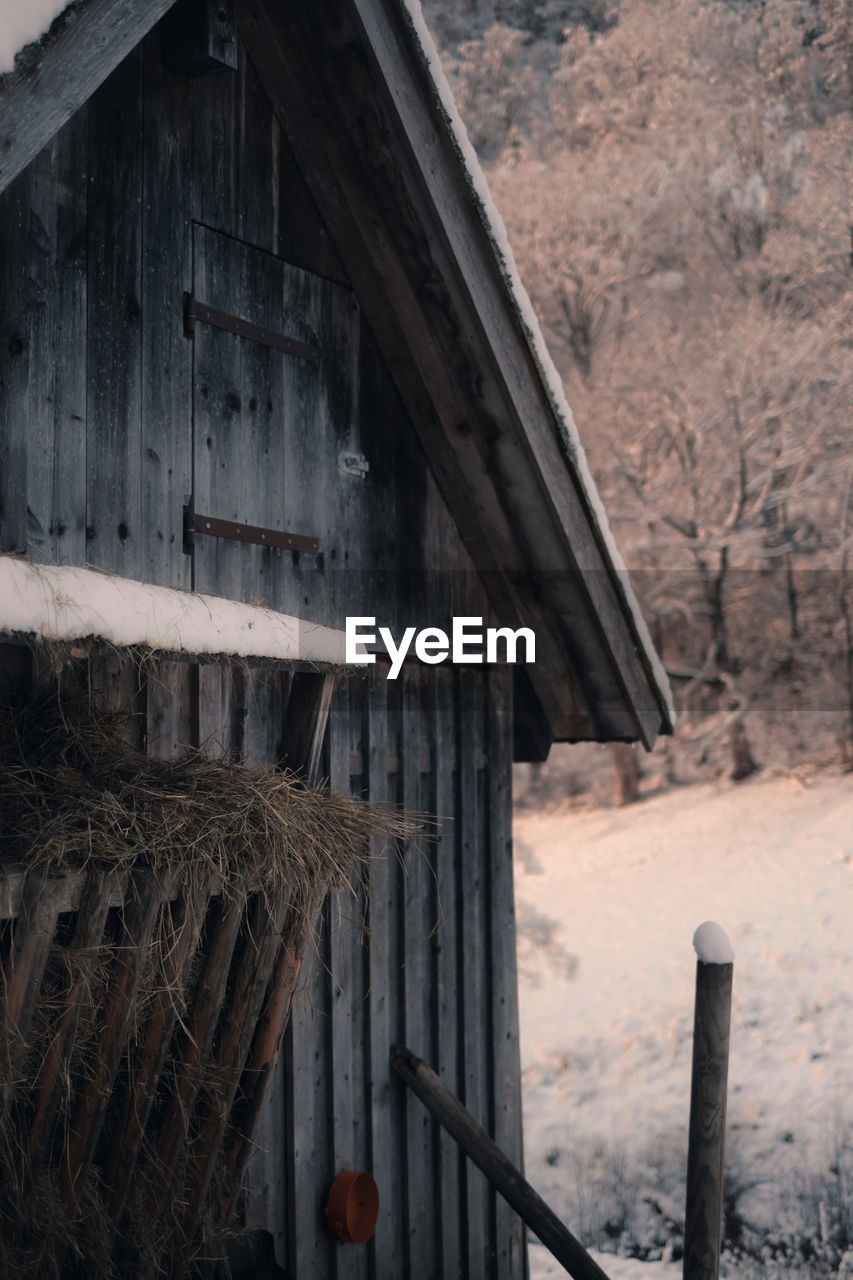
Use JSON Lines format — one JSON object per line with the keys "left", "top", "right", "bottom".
{"left": 0, "top": 17, "right": 527, "bottom": 1279}
{"left": 0, "top": 649, "right": 523, "bottom": 1279}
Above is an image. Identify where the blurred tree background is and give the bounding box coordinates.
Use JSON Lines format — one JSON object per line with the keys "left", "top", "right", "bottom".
{"left": 421, "top": 0, "right": 853, "bottom": 796}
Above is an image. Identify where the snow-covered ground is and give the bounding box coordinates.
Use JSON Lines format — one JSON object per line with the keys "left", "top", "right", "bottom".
{"left": 515, "top": 770, "right": 853, "bottom": 1278}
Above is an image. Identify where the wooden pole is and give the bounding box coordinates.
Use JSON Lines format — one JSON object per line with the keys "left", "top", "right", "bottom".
{"left": 683, "top": 959, "right": 733, "bottom": 1280}
{"left": 390, "top": 1043, "right": 611, "bottom": 1280}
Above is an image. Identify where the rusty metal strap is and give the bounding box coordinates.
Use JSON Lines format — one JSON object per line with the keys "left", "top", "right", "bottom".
{"left": 185, "top": 510, "right": 318, "bottom": 554}
{"left": 184, "top": 294, "right": 319, "bottom": 363}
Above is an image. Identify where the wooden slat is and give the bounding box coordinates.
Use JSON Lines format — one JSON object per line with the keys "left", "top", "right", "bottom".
{"left": 458, "top": 668, "right": 493, "bottom": 1277}
{"left": 140, "top": 30, "right": 193, "bottom": 589}
{"left": 0, "top": 164, "right": 29, "bottom": 554}
{"left": 146, "top": 658, "right": 195, "bottom": 760}
{"left": 90, "top": 651, "right": 146, "bottom": 747}
{"left": 364, "top": 670, "right": 402, "bottom": 1276}
{"left": 489, "top": 665, "right": 527, "bottom": 1279}
{"left": 347, "top": 678, "right": 370, "bottom": 1280}
{"left": 401, "top": 667, "right": 438, "bottom": 1278}
{"left": 85, "top": 46, "right": 143, "bottom": 579}
{"left": 190, "top": 33, "right": 278, "bottom": 254}
{"left": 282, "top": 671, "right": 337, "bottom": 1279}
{"left": 197, "top": 663, "right": 240, "bottom": 759}
{"left": 191, "top": 223, "right": 247, "bottom": 605}
{"left": 284, "top": 899, "right": 335, "bottom": 1280}
{"left": 433, "top": 663, "right": 463, "bottom": 1276}
{"left": 27, "top": 870, "right": 116, "bottom": 1178}
{"left": 241, "top": 665, "right": 292, "bottom": 1263}
{"left": 62, "top": 870, "right": 168, "bottom": 1212}
{"left": 2, "top": 875, "right": 64, "bottom": 1045}
{"left": 102, "top": 877, "right": 211, "bottom": 1225}
{"left": 242, "top": 667, "right": 292, "bottom": 769}
{"left": 176, "top": 887, "right": 296, "bottom": 1272}
{"left": 0, "top": 110, "right": 88, "bottom": 563}
{"left": 328, "top": 683, "right": 363, "bottom": 1280}
{"left": 148, "top": 890, "right": 247, "bottom": 1200}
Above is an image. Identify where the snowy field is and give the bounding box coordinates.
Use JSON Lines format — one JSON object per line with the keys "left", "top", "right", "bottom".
{"left": 515, "top": 769, "right": 853, "bottom": 1278}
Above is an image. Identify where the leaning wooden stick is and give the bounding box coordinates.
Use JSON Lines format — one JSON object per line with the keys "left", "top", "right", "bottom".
{"left": 684, "top": 922, "right": 734, "bottom": 1280}
{"left": 391, "top": 1043, "right": 611, "bottom": 1280}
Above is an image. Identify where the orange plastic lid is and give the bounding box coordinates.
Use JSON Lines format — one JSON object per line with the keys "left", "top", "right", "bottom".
{"left": 324, "top": 1169, "right": 380, "bottom": 1244}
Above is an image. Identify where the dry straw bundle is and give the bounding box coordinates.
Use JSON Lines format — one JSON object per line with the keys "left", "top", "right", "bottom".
{"left": 0, "top": 678, "right": 409, "bottom": 1278}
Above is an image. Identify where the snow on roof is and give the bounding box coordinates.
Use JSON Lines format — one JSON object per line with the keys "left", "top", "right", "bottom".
{"left": 693, "top": 920, "right": 735, "bottom": 964}
{"left": 0, "top": 556, "right": 351, "bottom": 665}
{"left": 0, "top": 0, "right": 71, "bottom": 75}
{"left": 397, "top": 0, "right": 674, "bottom": 726}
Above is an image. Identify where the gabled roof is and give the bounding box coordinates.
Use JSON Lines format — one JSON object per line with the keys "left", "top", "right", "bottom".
{"left": 0, "top": 0, "right": 673, "bottom": 753}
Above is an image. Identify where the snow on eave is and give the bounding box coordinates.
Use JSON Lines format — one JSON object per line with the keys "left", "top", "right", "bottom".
{"left": 0, "top": 0, "right": 83, "bottom": 81}
{"left": 395, "top": 0, "right": 675, "bottom": 730}
{"left": 0, "top": 557, "right": 352, "bottom": 666}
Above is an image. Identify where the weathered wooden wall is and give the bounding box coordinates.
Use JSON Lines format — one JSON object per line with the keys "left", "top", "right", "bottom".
{"left": 256, "top": 660, "right": 525, "bottom": 1280}
{"left": 0, "top": 18, "right": 527, "bottom": 1278}
{"left": 0, "top": 25, "right": 484, "bottom": 636}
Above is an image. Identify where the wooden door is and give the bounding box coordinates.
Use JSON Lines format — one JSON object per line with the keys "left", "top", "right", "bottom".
{"left": 189, "top": 224, "right": 359, "bottom": 621}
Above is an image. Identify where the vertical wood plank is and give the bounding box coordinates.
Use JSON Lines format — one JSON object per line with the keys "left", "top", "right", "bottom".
{"left": 243, "top": 666, "right": 291, "bottom": 1266}
{"left": 402, "top": 666, "right": 438, "bottom": 1279}
{"left": 0, "top": 164, "right": 29, "bottom": 554}
{"left": 197, "top": 663, "right": 239, "bottom": 759}
{"left": 458, "top": 667, "right": 493, "bottom": 1279}
{"left": 434, "top": 662, "right": 463, "bottom": 1278}
{"left": 348, "top": 677, "right": 371, "bottom": 1280}
{"left": 191, "top": 37, "right": 278, "bottom": 253}
{"left": 89, "top": 651, "right": 146, "bottom": 748}
{"left": 285, "top": 900, "right": 335, "bottom": 1280}
{"left": 191, "top": 225, "right": 247, "bottom": 604}
{"left": 141, "top": 30, "right": 193, "bottom": 588}
{"left": 86, "top": 47, "right": 143, "bottom": 578}
{"left": 146, "top": 659, "right": 195, "bottom": 760}
{"left": 328, "top": 681, "right": 361, "bottom": 1280}
{"left": 365, "top": 670, "right": 403, "bottom": 1279}
{"left": 488, "top": 664, "right": 526, "bottom": 1280}
{"left": 190, "top": 50, "right": 238, "bottom": 240}
{"left": 0, "top": 110, "right": 88, "bottom": 565}
{"left": 242, "top": 667, "right": 291, "bottom": 768}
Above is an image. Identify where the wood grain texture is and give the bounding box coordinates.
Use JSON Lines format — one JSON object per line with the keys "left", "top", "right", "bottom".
{"left": 401, "top": 668, "right": 439, "bottom": 1279}
{"left": 62, "top": 870, "right": 167, "bottom": 1212}
{"left": 684, "top": 961, "right": 733, "bottom": 1280}
{"left": 364, "top": 671, "right": 404, "bottom": 1279}
{"left": 26, "top": 871, "right": 115, "bottom": 1178}
{"left": 140, "top": 32, "right": 193, "bottom": 588}
{"left": 0, "top": 0, "right": 176, "bottom": 195}
{"left": 488, "top": 665, "right": 527, "bottom": 1279}
{"left": 0, "top": 111, "right": 88, "bottom": 563}
{"left": 2, "top": 874, "right": 64, "bottom": 1045}
{"left": 433, "top": 663, "right": 463, "bottom": 1278}
{"left": 85, "top": 47, "right": 143, "bottom": 578}
{"left": 458, "top": 668, "right": 493, "bottom": 1277}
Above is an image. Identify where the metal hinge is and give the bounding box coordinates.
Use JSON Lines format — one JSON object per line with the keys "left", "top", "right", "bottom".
{"left": 184, "top": 294, "right": 319, "bottom": 364}
{"left": 184, "top": 508, "right": 318, "bottom": 554}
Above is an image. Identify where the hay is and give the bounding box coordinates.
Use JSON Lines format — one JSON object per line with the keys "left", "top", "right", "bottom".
{"left": 0, "top": 679, "right": 410, "bottom": 1278}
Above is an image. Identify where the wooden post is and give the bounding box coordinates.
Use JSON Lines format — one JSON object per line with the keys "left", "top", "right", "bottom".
{"left": 391, "top": 1043, "right": 612, "bottom": 1280}
{"left": 683, "top": 953, "right": 733, "bottom": 1280}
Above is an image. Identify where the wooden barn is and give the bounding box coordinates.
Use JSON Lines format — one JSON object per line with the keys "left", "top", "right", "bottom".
{"left": 0, "top": 0, "right": 673, "bottom": 1276}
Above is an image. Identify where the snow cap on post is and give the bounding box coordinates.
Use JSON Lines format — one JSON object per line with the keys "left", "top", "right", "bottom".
{"left": 692, "top": 921, "right": 734, "bottom": 964}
